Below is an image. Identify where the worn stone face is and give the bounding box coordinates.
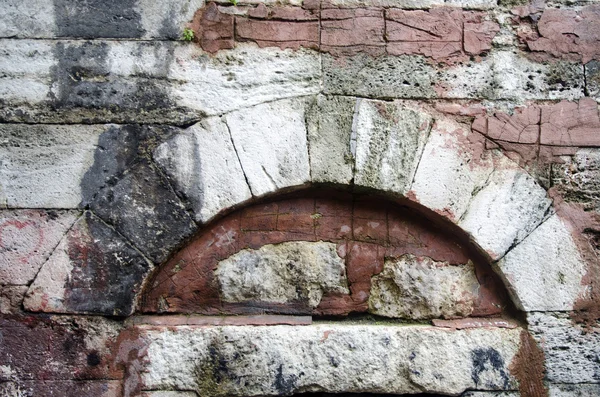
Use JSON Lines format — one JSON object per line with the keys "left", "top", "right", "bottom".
{"left": 353, "top": 99, "right": 432, "bottom": 195}
{"left": 552, "top": 149, "right": 600, "bottom": 211}
{"left": 89, "top": 160, "right": 197, "bottom": 264}
{"left": 0, "top": 124, "right": 103, "bottom": 208}
{"left": 0, "top": 210, "right": 79, "bottom": 285}
{"left": 216, "top": 241, "right": 349, "bottom": 308}
{"left": 307, "top": 95, "right": 356, "bottom": 185}
{"left": 225, "top": 98, "right": 311, "bottom": 196}
{"left": 140, "top": 324, "right": 522, "bottom": 396}
{"left": 154, "top": 117, "right": 252, "bottom": 224}
{"left": 528, "top": 312, "right": 600, "bottom": 384}
{"left": 459, "top": 168, "right": 552, "bottom": 260}
{"left": 587, "top": 60, "right": 600, "bottom": 99}
{"left": 369, "top": 255, "right": 480, "bottom": 319}
{"left": 23, "top": 212, "right": 152, "bottom": 316}
{"left": 496, "top": 214, "right": 588, "bottom": 311}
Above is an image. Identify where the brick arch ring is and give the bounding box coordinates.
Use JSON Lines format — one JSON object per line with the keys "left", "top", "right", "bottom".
{"left": 24, "top": 89, "right": 588, "bottom": 397}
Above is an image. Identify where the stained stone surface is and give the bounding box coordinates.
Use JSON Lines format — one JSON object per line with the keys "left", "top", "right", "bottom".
{"left": 353, "top": 99, "right": 432, "bottom": 195}
{"left": 154, "top": 117, "right": 252, "bottom": 223}
{"left": 141, "top": 324, "right": 522, "bottom": 396}
{"left": 215, "top": 241, "right": 349, "bottom": 308}
{"left": 369, "top": 255, "right": 480, "bottom": 319}
{"left": 23, "top": 212, "right": 152, "bottom": 316}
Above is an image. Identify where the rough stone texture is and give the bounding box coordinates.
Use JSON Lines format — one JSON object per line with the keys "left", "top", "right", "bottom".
{"left": 548, "top": 383, "right": 600, "bottom": 396}
{"left": 409, "top": 116, "right": 497, "bottom": 221}
{"left": 353, "top": 99, "right": 432, "bottom": 195}
{"left": 154, "top": 117, "right": 252, "bottom": 224}
{"left": 587, "top": 60, "right": 600, "bottom": 100}
{"left": 540, "top": 98, "right": 600, "bottom": 146}
{"left": 0, "top": 285, "right": 27, "bottom": 314}
{"left": 459, "top": 167, "right": 552, "bottom": 260}
{"left": 216, "top": 241, "right": 349, "bottom": 308}
{"left": 0, "top": 124, "right": 103, "bottom": 208}
{"left": 528, "top": 312, "right": 600, "bottom": 384}
{"left": 0, "top": 0, "right": 203, "bottom": 39}
{"left": 321, "top": 8, "right": 385, "bottom": 56}
{"left": 24, "top": 212, "right": 152, "bottom": 316}
{"left": 496, "top": 214, "right": 588, "bottom": 311}
{"left": 552, "top": 148, "right": 600, "bottom": 211}
{"left": 526, "top": 5, "right": 600, "bottom": 63}
{"left": 0, "top": 315, "right": 123, "bottom": 396}
{"left": 369, "top": 255, "right": 480, "bottom": 319}
{"left": 0, "top": 210, "right": 79, "bottom": 285}
{"left": 89, "top": 160, "right": 197, "bottom": 264}
{"left": 170, "top": 43, "right": 321, "bottom": 116}
{"left": 307, "top": 95, "right": 356, "bottom": 185}
{"left": 192, "top": 2, "right": 235, "bottom": 53}
{"left": 140, "top": 324, "right": 522, "bottom": 395}
{"left": 225, "top": 98, "right": 311, "bottom": 196}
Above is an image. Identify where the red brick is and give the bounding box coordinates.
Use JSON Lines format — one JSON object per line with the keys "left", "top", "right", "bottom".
{"left": 315, "top": 215, "right": 353, "bottom": 240}
{"left": 277, "top": 197, "right": 315, "bottom": 215}
{"left": 241, "top": 214, "right": 277, "bottom": 231}
{"left": 353, "top": 217, "right": 388, "bottom": 243}
{"left": 346, "top": 241, "right": 385, "bottom": 283}
{"left": 315, "top": 198, "right": 353, "bottom": 217}
{"left": 277, "top": 212, "right": 315, "bottom": 234}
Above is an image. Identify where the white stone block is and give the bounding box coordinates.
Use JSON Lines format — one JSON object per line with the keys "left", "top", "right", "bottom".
{"left": 154, "top": 117, "right": 252, "bottom": 223}
{"left": 225, "top": 97, "right": 311, "bottom": 196}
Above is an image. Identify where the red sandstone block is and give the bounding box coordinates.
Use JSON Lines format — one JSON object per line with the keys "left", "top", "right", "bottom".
{"left": 235, "top": 19, "right": 319, "bottom": 50}
{"left": 315, "top": 198, "right": 353, "bottom": 217}
{"left": 194, "top": 2, "right": 235, "bottom": 53}
{"left": 243, "top": 202, "right": 278, "bottom": 217}
{"left": 386, "top": 8, "right": 462, "bottom": 43}
{"left": 540, "top": 98, "right": 600, "bottom": 147}
{"left": 321, "top": 8, "right": 385, "bottom": 56}
{"left": 277, "top": 198, "right": 315, "bottom": 214}
{"left": 353, "top": 200, "right": 387, "bottom": 220}
{"left": 526, "top": 5, "right": 600, "bottom": 63}
{"left": 387, "top": 41, "right": 462, "bottom": 59}
{"left": 464, "top": 21, "right": 499, "bottom": 54}
{"left": 270, "top": 6, "right": 319, "bottom": 21}
{"left": 472, "top": 106, "right": 541, "bottom": 144}
{"left": 353, "top": 217, "right": 388, "bottom": 243}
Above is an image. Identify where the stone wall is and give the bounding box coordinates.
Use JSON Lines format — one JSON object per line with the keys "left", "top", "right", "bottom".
{"left": 0, "top": 0, "right": 599, "bottom": 396}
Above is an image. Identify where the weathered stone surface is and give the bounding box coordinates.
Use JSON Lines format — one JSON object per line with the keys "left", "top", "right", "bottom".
{"left": 540, "top": 98, "right": 600, "bottom": 146}
{"left": 369, "top": 255, "right": 480, "bottom": 319}
{"left": 323, "top": 53, "right": 436, "bottom": 98}
{"left": 0, "top": 285, "right": 27, "bottom": 314}
{"left": 459, "top": 168, "right": 552, "bottom": 260}
{"left": 154, "top": 117, "right": 252, "bottom": 223}
{"left": 0, "top": 210, "right": 79, "bottom": 285}
{"left": 0, "top": 124, "right": 103, "bottom": 208}
{"left": 306, "top": 95, "right": 355, "bottom": 185}
{"left": 321, "top": 8, "right": 385, "bottom": 56}
{"left": 131, "top": 314, "right": 312, "bottom": 326}
{"left": 140, "top": 324, "right": 522, "bottom": 395}
{"left": 0, "top": 315, "right": 123, "bottom": 394}
{"left": 192, "top": 1, "right": 235, "bottom": 53}
{"left": 225, "top": 98, "right": 311, "bottom": 196}
{"left": 23, "top": 212, "right": 152, "bottom": 315}
{"left": 0, "top": 0, "right": 202, "bottom": 39}
{"left": 325, "top": 0, "right": 496, "bottom": 8}
{"left": 354, "top": 99, "right": 432, "bottom": 195}
{"left": 548, "top": 383, "right": 600, "bottom": 396}
{"left": 216, "top": 241, "right": 349, "bottom": 308}
{"left": 79, "top": 124, "right": 180, "bottom": 207}
{"left": 170, "top": 43, "right": 321, "bottom": 116}
{"left": 472, "top": 105, "right": 541, "bottom": 145}
{"left": 409, "top": 116, "right": 496, "bottom": 221}
{"left": 528, "top": 312, "right": 600, "bottom": 383}
{"left": 496, "top": 214, "right": 588, "bottom": 311}
{"left": 587, "top": 60, "right": 600, "bottom": 100}
{"left": 526, "top": 5, "right": 600, "bottom": 63}
{"left": 552, "top": 148, "right": 600, "bottom": 211}
{"left": 89, "top": 161, "right": 197, "bottom": 263}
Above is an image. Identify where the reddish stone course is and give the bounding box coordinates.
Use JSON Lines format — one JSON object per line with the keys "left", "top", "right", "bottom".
{"left": 129, "top": 314, "right": 312, "bottom": 326}
{"left": 191, "top": 2, "right": 499, "bottom": 61}
{"left": 520, "top": 5, "right": 600, "bottom": 63}
{"left": 142, "top": 193, "right": 510, "bottom": 318}
{"left": 472, "top": 99, "right": 600, "bottom": 163}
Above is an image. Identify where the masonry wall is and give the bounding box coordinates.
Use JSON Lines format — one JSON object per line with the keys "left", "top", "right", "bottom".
{"left": 0, "top": 0, "right": 599, "bottom": 396}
